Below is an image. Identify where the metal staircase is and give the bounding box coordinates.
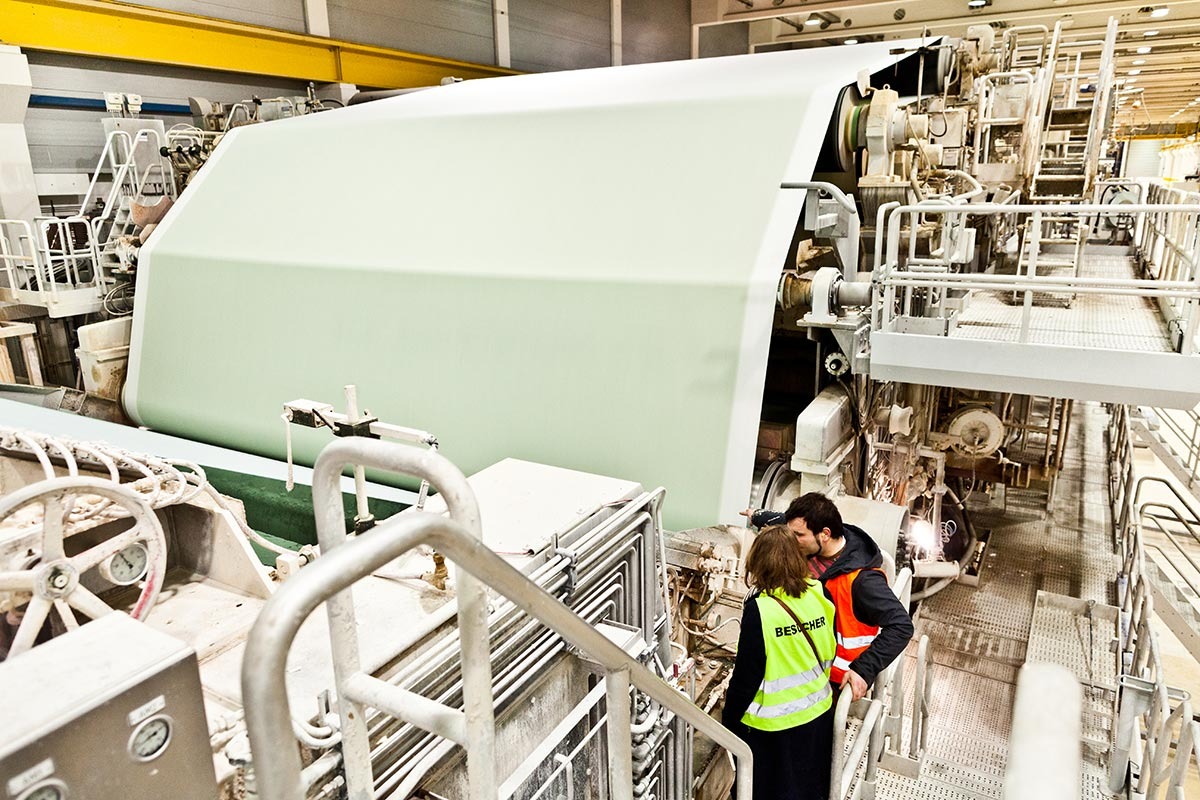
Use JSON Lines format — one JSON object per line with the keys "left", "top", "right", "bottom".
{"left": 0, "top": 129, "right": 174, "bottom": 317}
{"left": 1029, "top": 20, "right": 1117, "bottom": 205}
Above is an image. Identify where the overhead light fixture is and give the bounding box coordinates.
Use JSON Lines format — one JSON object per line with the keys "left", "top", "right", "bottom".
{"left": 1144, "top": 30, "right": 1159, "bottom": 37}
{"left": 1137, "top": 46, "right": 1152, "bottom": 54}
{"left": 1151, "top": 6, "right": 1169, "bottom": 18}
{"left": 967, "top": 0, "right": 988, "bottom": 7}
{"left": 1133, "top": 58, "right": 1146, "bottom": 65}
{"left": 1129, "top": 69, "right": 1142, "bottom": 75}
{"left": 844, "top": 38, "right": 859, "bottom": 44}
{"left": 805, "top": 14, "right": 821, "bottom": 25}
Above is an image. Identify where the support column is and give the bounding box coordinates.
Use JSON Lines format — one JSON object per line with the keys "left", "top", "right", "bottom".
{"left": 611, "top": 0, "right": 622, "bottom": 66}
{"left": 303, "top": 0, "right": 330, "bottom": 38}
{"left": 0, "top": 46, "right": 39, "bottom": 225}
{"left": 494, "top": 0, "right": 511, "bottom": 68}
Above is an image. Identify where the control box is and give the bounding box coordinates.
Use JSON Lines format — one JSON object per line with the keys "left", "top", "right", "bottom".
{"left": 0, "top": 613, "right": 216, "bottom": 800}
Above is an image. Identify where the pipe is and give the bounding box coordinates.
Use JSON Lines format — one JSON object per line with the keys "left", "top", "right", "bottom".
{"left": 911, "top": 487, "right": 976, "bottom": 602}
{"left": 1003, "top": 664, "right": 1082, "bottom": 800}
{"left": 347, "top": 87, "right": 437, "bottom": 105}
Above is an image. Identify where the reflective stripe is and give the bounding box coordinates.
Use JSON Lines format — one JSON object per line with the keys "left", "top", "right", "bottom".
{"left": 833, "top": 656, "right": 854, "bottom": 671}
{"left": 836, "top": 633, "right": 877, "bottom": 649}
{"left": 759, "top": 660, "right": 834, "bottom": 695}
{"left": 746, "top": 682, "right": 833, "bottom": 720}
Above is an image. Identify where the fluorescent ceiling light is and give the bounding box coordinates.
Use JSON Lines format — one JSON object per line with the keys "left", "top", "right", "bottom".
{"left": 1129, "top": 69, "right": 1141, "bottom": 75}
{"left": 1137, "top": 46, "right": 1152, "bottom": 54}
{"left": 1151, "top": 6, "right": 1169, "bottom": 18}
{"left": 844, "top": 38, "right": 859, "bottom": 44}
{"left": 1144, "top": 30, "right": 1159, "bottom": 37}
{"left": 1133, "top": 59, "right": 1146, "bottom": 65}
{"left": 967, "top": 0, "right": 987, "bottom": 7}
{"left": 805, "top": 15, "right": 821, "bottom": 25}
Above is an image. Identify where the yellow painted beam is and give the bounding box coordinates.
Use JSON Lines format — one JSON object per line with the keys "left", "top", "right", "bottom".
{"left": 0, "top": 0, "right": 518, "bottom": 87}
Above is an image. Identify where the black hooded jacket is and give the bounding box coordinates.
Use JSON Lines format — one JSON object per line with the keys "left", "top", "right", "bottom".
{"left": 748, "top": 511, "right": 914, "bottom": 686}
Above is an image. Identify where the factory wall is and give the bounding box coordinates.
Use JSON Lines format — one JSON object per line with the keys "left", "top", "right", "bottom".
{"left": 25, "top": 52, "right": 306, "bottom": 185}
{"left": 327, "top": 0, "right": 496, "bottom": 66}
{"left": 19, "top": 1, "right": 693, "bottom": 187}
{"left": 510, "top": 0, "right": 611, "bottom": 72}
{"left": 698, "top": 22, "right": 750, "bottom": 58}
{"left": 328, "top": 0, "right": 691, "bottom": 71}
{"left": 133, "top": 0, "right": 307, "bottom": 33}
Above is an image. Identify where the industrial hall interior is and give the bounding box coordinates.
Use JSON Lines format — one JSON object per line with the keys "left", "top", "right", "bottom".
{"left": 3, "top": 0, "right": 1200, "bottom": 798}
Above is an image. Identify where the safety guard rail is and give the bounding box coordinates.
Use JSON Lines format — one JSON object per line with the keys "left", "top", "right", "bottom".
{"left": 1107, "top": 405, "right": 1200, "bottom": 799}
{"left": 830, "top": 565, "right": 932, "bottom": 800}
{"left": 874, "top": 201, "right": 1200, "bottom": 355}
{"left": 0, "top": 217, "right": 101, "bottom": 315}
{"left": 1147, "top": 404, "right": 1200, "bottom": 490}
{"left": 241, "top": 437, "right": 753, "bottom": 800}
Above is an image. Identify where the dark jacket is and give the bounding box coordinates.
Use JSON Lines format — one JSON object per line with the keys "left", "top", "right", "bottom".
{"left": 748, "top": 511, "right": 914, "bottom": 686}
{"left": 721, "top": 592, "right": 835, "bottom": 800}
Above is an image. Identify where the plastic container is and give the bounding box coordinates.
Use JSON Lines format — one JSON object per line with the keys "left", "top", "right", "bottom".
{"left": 76, "top": 317, "right": 133, "bottom": 400}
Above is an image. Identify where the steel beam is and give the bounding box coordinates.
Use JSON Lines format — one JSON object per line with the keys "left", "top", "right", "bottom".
{"left": 1, "top": 0, "right": 517, "bottom": 88}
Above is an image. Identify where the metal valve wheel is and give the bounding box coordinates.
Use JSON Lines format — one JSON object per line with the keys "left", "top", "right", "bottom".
{"left": 0, "top": 477, "right": 167, "bottom": 658}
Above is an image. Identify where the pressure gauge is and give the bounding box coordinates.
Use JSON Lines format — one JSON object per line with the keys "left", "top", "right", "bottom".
{"left": 100, "top": 542, "right": 149, "bottom": 585}
{"left": 17, "top": 781, "right": 67, "bottom": 800}
{"left": 128, "top": 715, "right": 172, "bottom": 762}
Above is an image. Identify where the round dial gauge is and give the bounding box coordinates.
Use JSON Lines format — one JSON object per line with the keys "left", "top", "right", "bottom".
{"left": 104, "top": 542, "right": 149, "bottom": 585}
{"left": 17, "top": 781, "right": 67, "bottom": 800}
{"left": 128, "top": 715, "right": 172, "bottom": 762}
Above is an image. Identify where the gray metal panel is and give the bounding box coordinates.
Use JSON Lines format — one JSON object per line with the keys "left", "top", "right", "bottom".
{"left": 622, "top": 0, "right": 691, "bottom": 64}
{"left": 699, "top": 21, "right": 749, "bottom": 58}
{"left": 510, "top": 0, "right": 610, "bottom": 72}
{"left": 1122, "top": 139, "right": 1162, "bottom": 179}
{"left": 127, "top": 0, "right": 305, "bottom": 33}
{"left": 327, "top": 0, "right": 495, "bottom": 71}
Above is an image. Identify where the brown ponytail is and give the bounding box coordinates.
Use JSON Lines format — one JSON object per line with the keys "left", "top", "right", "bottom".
{"left": 744, "top": 524, "right": 813, "bottom": 597}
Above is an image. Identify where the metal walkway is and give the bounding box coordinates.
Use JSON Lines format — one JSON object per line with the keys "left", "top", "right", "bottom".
{"left": 953, "top": 251, "right": 1174, "bottom": 352}
{"left": 879, "top": 403, "right": 1119, "bottom": 799}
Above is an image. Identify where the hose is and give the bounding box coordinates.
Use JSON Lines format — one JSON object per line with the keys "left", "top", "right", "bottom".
{"left": 910, "top": 485, "right": 978, "bottom": 602}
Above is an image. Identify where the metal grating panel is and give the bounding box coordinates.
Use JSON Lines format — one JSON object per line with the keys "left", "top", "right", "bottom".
{"left": 1026, "top": 591, "right": 1120, "bottom": 692}
{"left": 952, "top": 253, "right": 1174, "bottom": 352}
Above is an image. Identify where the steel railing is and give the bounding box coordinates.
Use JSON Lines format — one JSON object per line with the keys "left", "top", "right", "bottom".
{"left": 830, "top": 565, "right": 932, "bottom": 800}
{"left": 874, "top": 201, "right": 1200, "bottom": 354}
{"left": 1147, "top": 405, "right": 1200, "bottom": 489}
{"left": 241, "top": 437, "right": 753, "bottom": 800}
{"left": 1107, "top": 405, "right": 1200, "bottom": 800}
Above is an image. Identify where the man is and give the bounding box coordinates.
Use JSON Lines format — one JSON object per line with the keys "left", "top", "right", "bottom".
{"left": 741, "top": 493, "right": 914, "bottom": 701}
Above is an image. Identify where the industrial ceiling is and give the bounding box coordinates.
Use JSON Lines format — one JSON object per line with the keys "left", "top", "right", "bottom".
{"left": 694, "top": 0, "right": 1200, "bottom": 127}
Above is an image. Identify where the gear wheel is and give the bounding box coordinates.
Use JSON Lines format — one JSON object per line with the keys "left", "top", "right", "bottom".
{"left": 824, "top": 352, "right": 850, "bottom": 377}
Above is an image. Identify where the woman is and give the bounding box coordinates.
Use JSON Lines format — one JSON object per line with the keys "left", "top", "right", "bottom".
{"left": 721, "top": 524, "right": 838, "bottom": 800}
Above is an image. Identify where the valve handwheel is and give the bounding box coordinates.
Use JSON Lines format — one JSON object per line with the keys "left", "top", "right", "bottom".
{"left": 0, "top": 477, "right": 167, "bottom": 658}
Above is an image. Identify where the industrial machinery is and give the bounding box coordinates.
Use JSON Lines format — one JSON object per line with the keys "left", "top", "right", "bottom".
{"left": 2, "top": 15, "right": 1200, "bottom": 800}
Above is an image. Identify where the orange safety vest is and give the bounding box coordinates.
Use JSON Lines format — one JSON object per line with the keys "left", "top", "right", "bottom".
{"left": 824, "top": 567, "right": 882, "bottom": 685}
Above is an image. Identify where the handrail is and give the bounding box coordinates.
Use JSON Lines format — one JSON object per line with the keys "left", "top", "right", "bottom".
{"left": 877, "top": 201, "right": 1200, "bottom": 353}
{"left": 1107, "top": 405, "right": 1200, "bottom": 798}
{"left": 242, "top": 437, "right": 753, "bottom": 800}
{"left": 1150, "top": 405, "right": 1200, "bottom": 487}
{"left": 1134, "top": 475, "right": 1200, "bottom": 527}
{"left": 829, "top": 566, "right": 919, "bottom": 798}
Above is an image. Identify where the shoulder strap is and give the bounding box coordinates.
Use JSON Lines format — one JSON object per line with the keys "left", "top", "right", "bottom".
{"left": 769, "top": 593, "right": 825, "bottom": 664}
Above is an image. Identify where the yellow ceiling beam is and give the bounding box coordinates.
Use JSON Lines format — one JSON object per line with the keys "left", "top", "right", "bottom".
{"left": 0, "top": 0, "right": 518, "bottom": 88}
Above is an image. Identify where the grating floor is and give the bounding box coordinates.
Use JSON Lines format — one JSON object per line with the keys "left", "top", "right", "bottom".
{"left": 951, "top": 251, "right": 1174, "bottom": 352}
{"left": 870, "top": 402, "right": 1120, "bottom": 800}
